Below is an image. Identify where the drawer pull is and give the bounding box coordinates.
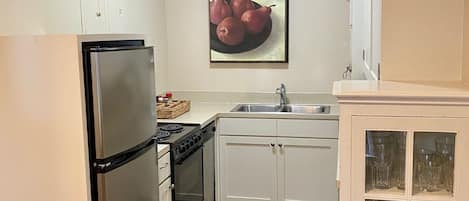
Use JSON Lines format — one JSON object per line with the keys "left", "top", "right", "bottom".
{"left": 159, "top": 162, "right": 169, "bottom": 169}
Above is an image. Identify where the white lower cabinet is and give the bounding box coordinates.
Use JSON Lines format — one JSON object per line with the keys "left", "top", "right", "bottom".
{"left": 158, "top": 151, "right": 172, "bottom": 201}
{"left": 277, "top": 138, "right": 338, "bottom": 201}
{"left": 218, "top": 118, "right": 339, "bottom": 201}
{"left": 159, "top": 178, "right": 172, "bottom": 201}
{"left": 219, "top": 136, "right": 278, "bottom": 201}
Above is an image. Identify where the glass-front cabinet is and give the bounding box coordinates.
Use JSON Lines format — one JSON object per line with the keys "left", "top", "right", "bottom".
{"left": 351, "top": 116, "right": 469, "bottom": 201}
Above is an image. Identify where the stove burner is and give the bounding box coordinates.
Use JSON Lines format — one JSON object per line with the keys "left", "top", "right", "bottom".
{"left": 156, "top": 130, "right": 171, "bottom": 140}
{"left": 160, "top": 124, "right": 184, "bottom": 133}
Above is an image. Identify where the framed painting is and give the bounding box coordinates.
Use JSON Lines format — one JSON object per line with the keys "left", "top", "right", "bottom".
{"left": 209, "top": 0, "right": 289, "bottom": 63}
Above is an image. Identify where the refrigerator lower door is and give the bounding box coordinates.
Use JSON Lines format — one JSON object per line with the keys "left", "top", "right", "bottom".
{"left": 97, "top": 145, "right": 158, "bottom": 201}
{"left": 90, "top": 47, "right": 157, "bottom": 159}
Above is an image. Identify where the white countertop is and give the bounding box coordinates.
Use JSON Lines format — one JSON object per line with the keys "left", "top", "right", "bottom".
{"left": 158, "top": 92, "right": 339, "bottom": 127}
{"left": 333, "top": 80, "right": 469, "bottom": 100}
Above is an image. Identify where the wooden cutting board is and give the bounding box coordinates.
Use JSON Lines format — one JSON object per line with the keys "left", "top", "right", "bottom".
{"left": 157, "top": 100, "right": 190, "bottom": 119}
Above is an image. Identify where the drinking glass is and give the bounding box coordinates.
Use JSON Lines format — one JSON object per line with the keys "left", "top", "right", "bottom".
{"left": 415, "top": 148, "right": 442, "bottom": 192}
{"left": 435, "top": 135, "right": 455, "bottom": 193}
{"left": 393, "top": 135, "right": 406, "bottom": 190}
{"left": 424, "top": 161, "right": 443, "bottom": 192}
{"left": 370, "top": 134, "right": 393, "bottom": 189}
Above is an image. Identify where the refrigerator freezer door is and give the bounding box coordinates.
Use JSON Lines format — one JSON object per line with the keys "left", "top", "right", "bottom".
{"left": 97, "top": 144, "right": 158, "bottom": 201}
{"left": 90, "top": 47, "right": 156, "bottom": 159}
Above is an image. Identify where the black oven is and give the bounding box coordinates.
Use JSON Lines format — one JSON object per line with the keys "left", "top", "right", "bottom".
{"left": 157, "top": 122, "right": 215, "bottom": 201}
{"left": 174, "top": 145, "right": 204, "bottom": 201}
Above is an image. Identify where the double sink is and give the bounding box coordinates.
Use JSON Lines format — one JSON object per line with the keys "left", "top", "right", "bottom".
{"left": 231, "top": 104, "right": 331, "bottom": 114}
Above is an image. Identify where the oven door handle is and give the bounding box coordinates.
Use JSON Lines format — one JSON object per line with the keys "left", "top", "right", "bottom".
{"left": 175, "top": 144, "right": 203, "bottom": 165}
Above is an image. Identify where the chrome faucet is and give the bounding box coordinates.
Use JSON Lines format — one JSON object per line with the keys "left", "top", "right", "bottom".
{"left": 275, "top": 83, "right": 288, "bottom": 106}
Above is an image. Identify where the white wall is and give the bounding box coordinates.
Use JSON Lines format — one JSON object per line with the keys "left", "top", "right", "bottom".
{"left": 165, "top": 0, "right": 349, "bottom": 93}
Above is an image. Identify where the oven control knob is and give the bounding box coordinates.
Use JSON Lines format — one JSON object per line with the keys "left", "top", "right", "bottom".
{"left": 189, "top": 141, "right": 194, "bottom": 146}
{"left": 179, "top": 145, "right": 186, "bottom": 152}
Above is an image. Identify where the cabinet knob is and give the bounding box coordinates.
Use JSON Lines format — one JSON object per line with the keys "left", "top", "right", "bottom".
{"left": 170, "top": 184, "right": 175, "bottom": 190}
{"left": 270, "top": 143, "right": 275, "bottom": 147}
{"left": 96, "top": 12, "right": 102, "bottom": 17}
{"left": 278, "top": 144, "right": 283, "bottom": 148}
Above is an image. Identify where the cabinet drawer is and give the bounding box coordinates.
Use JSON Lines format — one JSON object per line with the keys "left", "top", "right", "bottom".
{"left": 159, "top": 177, "right": 172, "bottom": 201}
{"left": 277, "top": 119, "right": 338, "bottom": 138}
{"left": 218, "top": 118, "right": 276, "bottom": 136}
{"left": 158, "top": 153, "right": 171, "bottom": 184}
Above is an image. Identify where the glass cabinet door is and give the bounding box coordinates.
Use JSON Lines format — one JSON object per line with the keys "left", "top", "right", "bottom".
{"left": 413, "top": 132, "right": 455, "bottom": 197}
{"left": 366, "top": 131, "right": 406, "bottom": 193}
{"left": 351, "top": 116, "right": 469, "bottom": 201}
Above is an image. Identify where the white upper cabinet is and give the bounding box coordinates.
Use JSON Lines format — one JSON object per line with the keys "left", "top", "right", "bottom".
{"left": 81, "top": 0, "right": 162, "bottom": 35}
{"left": 107, "top": 0, "right": 159, "bottom": 34}
{"left": 81, "top": 0, "right": 108, "bottom": 33}
{"left": 0, "top": 0, "right": 82, "bottom": 35}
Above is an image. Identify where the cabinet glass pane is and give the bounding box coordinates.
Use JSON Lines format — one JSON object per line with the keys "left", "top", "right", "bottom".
{"left": 413, "top": 132, "right": 455, "bottom": 196}
{"left": 366, "top": 131, "right": 406, "bottom": 194}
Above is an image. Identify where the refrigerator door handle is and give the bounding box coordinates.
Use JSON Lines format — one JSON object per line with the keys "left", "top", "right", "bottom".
{"left": 89, "top": 46, "right": 153, "bottom": 52}
{"left": 95, "top": 162, "right": 112, "bottom": 169}
{"left": 95, "top": 138, "right": 155, "bottom": 173}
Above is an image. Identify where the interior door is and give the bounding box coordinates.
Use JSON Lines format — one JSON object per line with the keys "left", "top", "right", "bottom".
{"left": 277, "top": 138, "right": 338, "bottom": 201}
{"left": 351, "top": 116, "right": 469, "bottom": 201}
{"left": 90, "top": 47, "right": 156, "bottom": 159}
{"left": 370, "top": 0, "right": 381, "bottom": 80}
{"left": 219, "top": 136, "right": 277, "bottom": 201}
{"left": 351, "top": 0, "right": 382, "bottom": 80}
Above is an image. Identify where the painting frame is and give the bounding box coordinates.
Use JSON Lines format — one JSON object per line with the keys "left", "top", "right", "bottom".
{"left": 209, "top": 0, "right": 289, "bottom": 63}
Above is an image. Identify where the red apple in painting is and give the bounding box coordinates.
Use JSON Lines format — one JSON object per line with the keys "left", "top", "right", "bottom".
{"left": 230, "top": 0, "right": 255, "bottom": 19}
{"left": 241, "top": 5, "right": 274, "bottom": 34}
{"left": 216, "top": 17, "right": 246, "bottom": 46}
{"left": 210, "top": 0, "right": 232, "bottom": 25}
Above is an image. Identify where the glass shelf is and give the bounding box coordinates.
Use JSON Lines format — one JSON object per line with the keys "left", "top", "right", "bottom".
{"left": 365, "top": 131, "right": 407, "bottom": 195}
{"left": 413, "top": 132, "right": 455, "bottom": 197}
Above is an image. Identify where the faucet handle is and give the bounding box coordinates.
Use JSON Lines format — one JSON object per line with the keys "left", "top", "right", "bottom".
{"left": 275, "top": 87, "right": 281, "bottom": 94}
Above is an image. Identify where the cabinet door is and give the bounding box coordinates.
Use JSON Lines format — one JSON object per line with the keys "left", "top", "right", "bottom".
{"left": 350, "top": 116, "right": 469, "bottom": 201}
{"left": 81, "top": 0, "right": 108, "bottom": 33}
{"left": 351, "top": 0, "right": 372, "bottom": 79}
{"left": 277, "top": 138, "right": 339, "bottom": 201}
{"left": 370, "top": 0, "right": 381, "bottom": 80}
{"left": 219, "top": 136, "right": 277, "bottom": 201}
{"left": 0, "top": 0, "right": 82, "bottom": 34}
{"left": 106, "top": 0, "right": 160, "bottom": 34}
{"left": 159, "top": 178, "right": 172, "bottom": 201}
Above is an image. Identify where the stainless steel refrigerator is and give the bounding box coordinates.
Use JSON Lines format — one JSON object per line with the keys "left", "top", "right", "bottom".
{"left": 82, "top": 40, "right": 158, "bottom": 201}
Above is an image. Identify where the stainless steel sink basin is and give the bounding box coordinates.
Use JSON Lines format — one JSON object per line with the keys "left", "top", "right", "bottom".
{"left": 280, "top": 105, "right": 331, "bottom": 114}
{"left": 232, "top": 104, "right": 283, "bottom": 113}
{"left": 231, "top": 104, "right": 331, "bottom": 114}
